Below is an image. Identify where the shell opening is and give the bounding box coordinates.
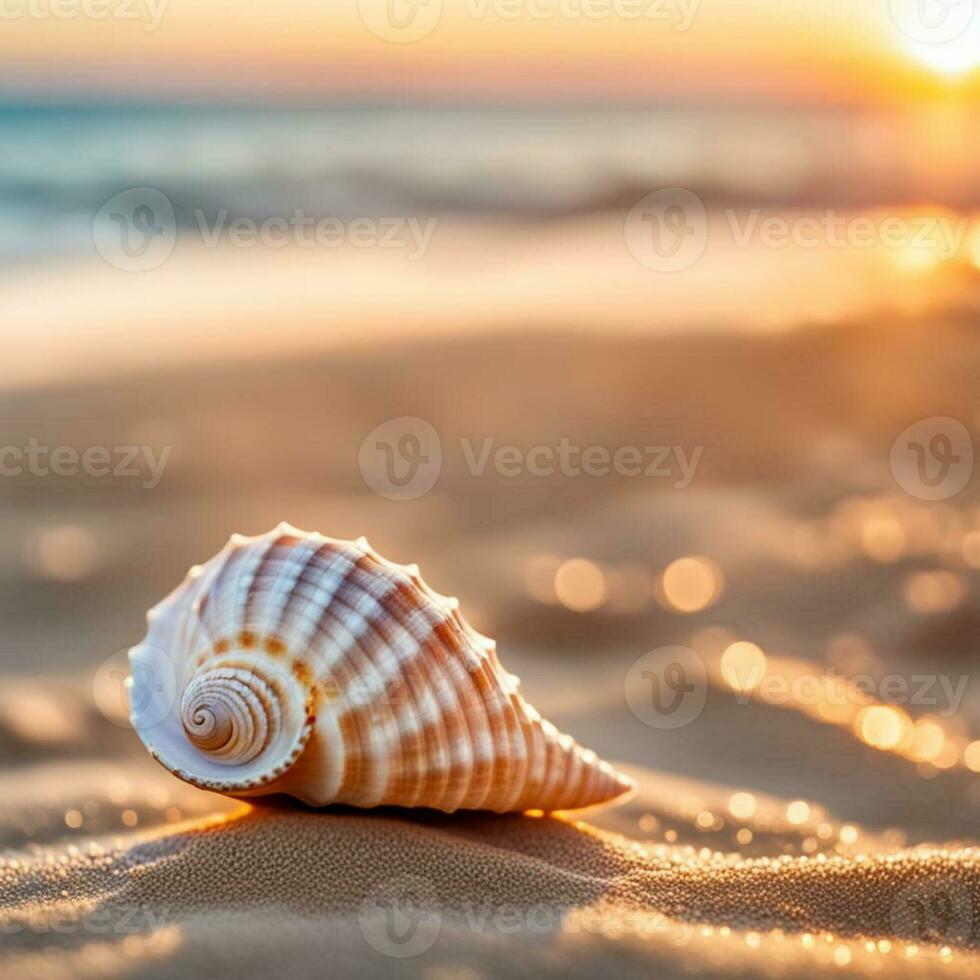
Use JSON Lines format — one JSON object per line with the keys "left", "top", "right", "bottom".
{"left": 130, "top": 640, "right": 315, "bottom": 795}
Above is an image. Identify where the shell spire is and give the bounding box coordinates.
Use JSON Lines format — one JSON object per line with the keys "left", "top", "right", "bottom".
{"left": 128, "top": 525, "right": 633, "bottom": 812}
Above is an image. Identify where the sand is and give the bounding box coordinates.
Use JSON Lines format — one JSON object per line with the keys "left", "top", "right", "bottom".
{"left": 0, "top": 678, "right": 976, "bottom": 980}
{"left": 1, "top": 323, "right": 979, "bottom": 977}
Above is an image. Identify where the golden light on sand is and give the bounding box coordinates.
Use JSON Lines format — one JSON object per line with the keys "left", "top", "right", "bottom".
{"left": 932, "top": 740, "right": 961, "bottom": 770}
{"left": 704, "top": 641, "right": 977, "bottom": 777}
{"left": 889, "top": 238, "right": 946, "bottom": 275}
{"left": 970, "top": 226, "right": 980, "bottom": 270}
{"left": 786, "top": 800, "right": 811, "bottom": 826}
{"left": 30, "top": 524, "right": 99, "bottom": 582}
{"left": 107, "top": 778, "right": 129, "bottom": 805}
{"left": 554, "top": 558, "right": 606, "bottom": 612}
{"left": 638, "top": 813, "right": 659, "bottom": 833}
{"left": 660, "top": 556, "right": 723, "bottom": 613}
{"left": 909, "top": 718, "right": 945, "bottom": 762}
{"left": 728, "top": 792, "right": 758, "bottom": 821}
{"left": 965, "top": 740, "right": 980, "bottom": 773}
{"left": 0, "top": 685, "right": 82, "bottom": 745}
{"left": 902, "top": 570, "right": 966, "bottom": 613}
{"left": 962, "top": 531, "right": 980, "bottom": 568}
{"left": 859, "top": 514, "right": 906, "bottom": 563}
{"left": 720, "top": 641, "right": 767, "bottom": 693}
{"left": 857, "top": 705, "right": 908, "bottom": 750}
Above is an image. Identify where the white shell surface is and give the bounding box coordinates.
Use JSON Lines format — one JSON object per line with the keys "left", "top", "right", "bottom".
{"left": 128, "top": 524, "right": 633, "bottom": 812}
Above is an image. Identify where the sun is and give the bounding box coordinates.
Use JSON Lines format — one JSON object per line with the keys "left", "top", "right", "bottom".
{"left": 907, "top": 34, "right": 980, "bottom": 76}
{"left": 892, "top": 0, "right": 980, "bottom": 77}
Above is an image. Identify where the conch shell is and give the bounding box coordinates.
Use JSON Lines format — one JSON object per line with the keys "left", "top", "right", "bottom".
{"left": 128, "top": 525, "right": 633, "bottom": 812}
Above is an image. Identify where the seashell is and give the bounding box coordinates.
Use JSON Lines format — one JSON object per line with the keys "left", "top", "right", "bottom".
{"left": 128, "top": 524, "right": 633, "bottom": 812}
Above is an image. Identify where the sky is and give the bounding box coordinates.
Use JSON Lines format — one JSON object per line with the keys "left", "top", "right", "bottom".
{"left": 0, "top": 0, "right": 978, "bottom": 104}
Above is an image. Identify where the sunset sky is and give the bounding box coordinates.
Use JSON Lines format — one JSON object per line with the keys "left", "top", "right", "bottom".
{"left": 1, "top": 0, "right": 978, "bottom": 104}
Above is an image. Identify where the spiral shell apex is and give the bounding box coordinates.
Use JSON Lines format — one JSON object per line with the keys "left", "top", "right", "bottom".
{"left": 128, "top": 524, "right": 634, "bottom": 812}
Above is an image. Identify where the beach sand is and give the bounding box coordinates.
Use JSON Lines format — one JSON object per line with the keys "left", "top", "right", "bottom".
{"left": 0, "top": 684, "right": 977, "bottom": 979}
{"left": 1, "top": 317, "right": 979, "bottom": 977}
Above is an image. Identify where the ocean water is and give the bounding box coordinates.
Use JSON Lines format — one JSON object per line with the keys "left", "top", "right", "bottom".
{"left": 1, "top": 100, "right": 976, "bottom": 267}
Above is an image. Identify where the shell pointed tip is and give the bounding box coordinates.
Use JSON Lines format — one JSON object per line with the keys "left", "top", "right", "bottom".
{"left": 609, "top": 768, "right": 637, "bottom": 802}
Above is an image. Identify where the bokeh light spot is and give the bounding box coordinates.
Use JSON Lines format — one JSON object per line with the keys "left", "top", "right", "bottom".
{"left": 554, "top": 558, "right": 607, "bottom": 612}
{"left": 720, "top": 641, "right": 767, "bottom": 693}
{"left": 661, "top": 556, "right": 722, "bottom": 613}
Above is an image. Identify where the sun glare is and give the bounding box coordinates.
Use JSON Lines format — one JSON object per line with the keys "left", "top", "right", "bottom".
{"left": 903, "top": 26, "right": 980, "bottom": 77}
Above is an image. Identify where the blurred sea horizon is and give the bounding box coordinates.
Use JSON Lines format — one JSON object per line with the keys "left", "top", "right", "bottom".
{"left": 2, "top": 98, "right": 979, "bottom": 268}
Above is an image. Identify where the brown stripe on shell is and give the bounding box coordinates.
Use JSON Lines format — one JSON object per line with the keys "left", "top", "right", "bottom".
{"left": 316, "top": 554, "right": 429, "bottom": 807}
{"left": 379, "top": 573, "right": 479, "bottom": 811}
{"left": 351, "top": 562, "right": 455, "bottom": 809}
{"left": 432, "top": 616, "right": 503, "bottom": 809}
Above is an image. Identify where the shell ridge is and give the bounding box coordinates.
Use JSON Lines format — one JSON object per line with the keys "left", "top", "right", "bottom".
{"left": 535, "top": 721, "right": 562, "bottom": 810}
{"left": 207, "top": 535, "right": 257, "bottom": 645}
{"left": 419, "top": 637, "right": 477, "bottom": 811}
{"left": 475, "top": 658, "right": 519, "bottom": 811}
{"left": 498, "top": 692, "right": 530, "bottom": 811}
{"left": 378, "top": 579, "right": 469, "bottom": 810}
{"left": 302, "top": 548, "right": 392, "bottom": 672}
{"left": 310, "top": 553, "right": 409, "bottom": 806}
{"left": 454, "top": 651, "right": 506, "bottom": 811}
{"left": 242, "top": 534, "right": 295, "bottom": 635}
{"left": 338, "top": 581, "right": 451, "bottom": 806}
{"left": 272, "top": 541, "right": 345, "bottom": 647}
{"left": 280, "top": 548, "right": 362, "bottom": 657}
{"left": 252, "top": 536, "right": 326, "bottom": 641}
{"left": 350, "top": 588, "right": 436, "bottom": 808}
{"left": 177, "top": 544, "right": 241, "bottom": 679}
